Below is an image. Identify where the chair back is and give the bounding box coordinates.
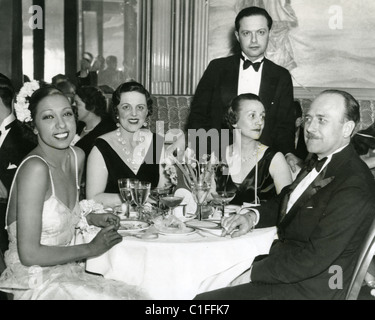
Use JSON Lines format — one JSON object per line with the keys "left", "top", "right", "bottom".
{"left": 346, "top": 216, "right": 375, "bottom": 300}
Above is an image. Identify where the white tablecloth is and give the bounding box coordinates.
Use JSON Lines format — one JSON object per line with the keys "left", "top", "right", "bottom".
{"left": 85, "top": 226, "right": 276, "bottom": 300}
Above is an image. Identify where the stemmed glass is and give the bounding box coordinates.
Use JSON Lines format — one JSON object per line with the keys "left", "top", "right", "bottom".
{"left": 211, "top": 162, "right": 236, "bottom": 217}
{"left": 131, "top": 181, "right": 151, "bottom": 220}
{"left": 191, "top": 181, "right": 211, "bottom": 221}
{"left": 211, "top": 191, "right": 236, "bottom": 217}
{"left": 160, "top": 196, "right": 184, "bottom": 217}
{"left": 150, "top": 185, "right": 173, "bottom": 211}
{"left": 118, "top": 178, "right": 139, "bottom": 218}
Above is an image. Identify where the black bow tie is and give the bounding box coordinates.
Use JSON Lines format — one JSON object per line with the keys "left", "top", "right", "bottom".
{"left": 307, "top": 155, "right": 328, "bottom": 173}
{"left": 241, "top": 55, "right": 264, "bottom": 72}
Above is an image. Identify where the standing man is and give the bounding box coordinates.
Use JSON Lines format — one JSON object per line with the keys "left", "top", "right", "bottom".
{"left": 195, "top": 90, "right": 375, "bottom": 300}
{"left": 0, "top": 75, "right": 36, "bottom": 253}
{"left": 186, "top": 6, "right": 298, "bottom": 167}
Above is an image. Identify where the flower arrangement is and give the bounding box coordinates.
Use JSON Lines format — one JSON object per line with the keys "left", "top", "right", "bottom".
{"left": 163, "top": 148, "right": 219, "bottom": 188}
{"left": 14, "top": 80, "right": 40, "bottom": 123}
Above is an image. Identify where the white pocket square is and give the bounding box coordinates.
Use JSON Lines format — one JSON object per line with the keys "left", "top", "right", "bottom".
{"left": 7, "top": 163, "right": 17, "bottom": 170}
{"left": 306, "top": 206, "right": 314, "bottom": 209}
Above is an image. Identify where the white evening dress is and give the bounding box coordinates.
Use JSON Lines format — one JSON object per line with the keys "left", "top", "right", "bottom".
{"left": 0, "top": 148, "right": 148, "bottom": 300}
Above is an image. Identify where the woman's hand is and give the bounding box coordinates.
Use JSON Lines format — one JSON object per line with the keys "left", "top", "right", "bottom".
{"left": 87, "top": 212, "right": 120, "bottom": 230}
{"left": 88, "top": 225, "right": 122, "bottom": 256}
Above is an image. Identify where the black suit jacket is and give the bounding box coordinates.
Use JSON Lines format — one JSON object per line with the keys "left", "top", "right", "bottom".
{"left": 251, "top": 144, "right": 375, "bottom": 299}
{"left": 0, "top": 120, "right": 36, "bottom": 191}
{"left": 186, "top": 54, "right": 295, "bottom": 155}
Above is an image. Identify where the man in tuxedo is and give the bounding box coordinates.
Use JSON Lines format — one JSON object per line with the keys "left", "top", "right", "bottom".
{"left": 186, "top": 6, "right": 298, "bottom": 166}
{"left": 0, "top": 75, "right": 36, "bottom": 253}
{"left": 195, "top": 90, "right": 375, "bottom": 300}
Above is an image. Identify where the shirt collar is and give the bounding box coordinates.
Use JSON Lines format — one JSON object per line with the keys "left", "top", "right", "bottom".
{"left": 1, "top": 113, "right": 16, "bottom": 131}
{"left": 241, "top": 52, "right": 265, "bottom": 64}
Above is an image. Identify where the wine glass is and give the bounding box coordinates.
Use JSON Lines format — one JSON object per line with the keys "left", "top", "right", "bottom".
{"left": 212, "top": 162, "right": 236, "bottom": 217}
{"left": 150, "top": 185, "right": 173, "bottom": 211}
{"left": 191, "top": 181, "right": 211, "bottom": 221}
{"left": 160, "top": 196, "right": 184, "bottom": 216}
{"left": 118, "top": 178, "right": 139, "bottom": 218}
{"left": 211, "top": 191, "right": 236, "bottom": 217}
{"left": 131, "top": 181, "right": 151, "bottom": 220}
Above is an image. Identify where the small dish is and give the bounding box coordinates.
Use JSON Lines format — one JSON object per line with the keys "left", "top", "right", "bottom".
{"left": 119, "top": 220, "right": 150, "bottom": 233}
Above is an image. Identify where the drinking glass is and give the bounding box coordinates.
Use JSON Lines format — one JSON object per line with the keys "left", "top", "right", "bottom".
{"left": 131, "top": 181, "right": 151, "bottom": 220}
{"left": 150, "top": 185, "right": 173, "bottom": 210}
{"left": 211, "top": 191, "right": 236, "bottom": 217}
{"left": 160, "top": 196, "right": 184, "bottom": 216}
{"left": 191, "top": 181, "right": 211, "bottom": 221}
{"left": 118, "top": 178, "right": 139, "bottom": 218}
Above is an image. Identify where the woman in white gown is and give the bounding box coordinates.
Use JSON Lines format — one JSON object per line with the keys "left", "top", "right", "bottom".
{"left": 0, "top": 85, "right": 147, "bottom": 300}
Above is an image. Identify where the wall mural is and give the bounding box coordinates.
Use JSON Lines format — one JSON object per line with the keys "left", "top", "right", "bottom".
{"left": 208, "top": 0, "right": 375, "bottom": 89}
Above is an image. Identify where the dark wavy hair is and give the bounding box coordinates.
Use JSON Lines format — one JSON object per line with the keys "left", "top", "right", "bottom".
{"left": 352, "top": 123, "right": 375, "bottom": 155}
{"left": 27, "top": 84, "right": 76, "bottom": 129}
{"left": 0, "top": 76, "right": 15, "bottom": 110}
{"left": 75, "top": 86, "right": 108, "bottom": 118}
{"left": 112, "top": 81, "right": 153, "bottom": 119}
{"left": 235, "top": 6, "right": 273, "bottom": 32}
{"left": 225, "top": 93, "right": 263, "bottom": 128}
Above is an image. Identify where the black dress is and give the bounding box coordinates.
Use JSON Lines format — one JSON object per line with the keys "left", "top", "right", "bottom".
{"left": 75, "top": 117, "right": 117, "bottom": 157}
{"left": 94, "top": 133, "right": 163, "bottom": 193}
{"left": 226, "top": 148, "right": 278, "bottom": 205}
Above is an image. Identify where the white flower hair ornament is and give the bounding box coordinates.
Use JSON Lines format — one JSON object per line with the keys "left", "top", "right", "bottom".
{"left": 14, "top": 80, "right": 40, "bottom": 123}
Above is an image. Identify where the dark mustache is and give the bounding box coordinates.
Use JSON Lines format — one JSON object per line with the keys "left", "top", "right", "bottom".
{"left": 306, "top": 134, "right": 319, "bottom": 139}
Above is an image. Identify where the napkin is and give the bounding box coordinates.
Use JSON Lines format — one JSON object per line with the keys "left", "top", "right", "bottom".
{"left": 174, "top": 188, "right": 197, "bottom": 214}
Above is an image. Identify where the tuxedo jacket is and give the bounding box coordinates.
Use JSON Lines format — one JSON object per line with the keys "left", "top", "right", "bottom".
{"left": 186, "top": 54, "right": 295, "bottom": 155}
{"left": 0, "top": 120, "right": 36, "bottom": 192}
{"left": 251, "top": 144, "right": 375, "bottom": 299}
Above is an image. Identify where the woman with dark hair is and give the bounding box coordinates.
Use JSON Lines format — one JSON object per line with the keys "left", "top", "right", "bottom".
{"left": 86, "top": 81, "right": 167, "bottom": 207}
{"left": 222, "top": 93, "right": 292, "bottom": 205}
{"left": 73, "top": 86, "right": 116, "bottom": 157}
{"left": 0, "top": 84, "right": 147, "bottom": 299}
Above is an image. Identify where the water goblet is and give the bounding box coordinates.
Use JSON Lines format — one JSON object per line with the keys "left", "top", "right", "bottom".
{"left": 160, "top": 196, "right": 184, "bottom": 217}
{"left": 131, "top": 181, "right": 151, "bottom": 220}
{"left": 191, "top": 181, "right": 211, "bottom": 221}
{"left": 118, "top": 178, "right": 139, "bottom": 218}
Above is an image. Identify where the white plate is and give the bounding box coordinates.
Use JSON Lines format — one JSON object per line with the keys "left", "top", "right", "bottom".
{"left": 119, "top": 220, "right": 150, "bottom": 233}
{"left": 186, "top": 220, "right": 221, "bottom": 230}
{"left": 156, "top": 226, "right": 196, "bottom": 236}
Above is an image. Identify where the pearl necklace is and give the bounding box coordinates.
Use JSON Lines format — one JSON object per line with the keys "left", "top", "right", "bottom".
{"left": 116, "top": 128, "right": 146, "bottom": 171}
{"left": 241, "top": 142, "right": 261, "bottom": 163}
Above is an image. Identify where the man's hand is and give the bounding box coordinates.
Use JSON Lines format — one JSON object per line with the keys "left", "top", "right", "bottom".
{"left": 285, "top": 153, "right": 303, "bottom": 173}
{"left": 221, "top": 212, "right": 256, "bottom": 238}
{"left": 87, "top": 212, "right": 120, "bottom": 230}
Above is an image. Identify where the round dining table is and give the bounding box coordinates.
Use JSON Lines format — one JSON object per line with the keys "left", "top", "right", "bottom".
{"left": 84, "top": 224, "right": 277, "bottom": 300}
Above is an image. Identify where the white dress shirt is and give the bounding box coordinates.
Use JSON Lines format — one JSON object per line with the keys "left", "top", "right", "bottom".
{"left": 237, "top": 53, "right": 264, "bottom": 96}
{"left": 0, "top": 113, "right": 16, "bottom": 148}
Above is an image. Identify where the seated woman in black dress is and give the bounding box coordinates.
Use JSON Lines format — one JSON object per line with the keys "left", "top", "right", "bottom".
{"left": 222, "top": 93, "right": 292, "bottom": 205}
{"left": 86, "top": 81, "right": 167, "bottom": 207}
{"left": 73, "top": 86, "right": 116, "bottom": 157}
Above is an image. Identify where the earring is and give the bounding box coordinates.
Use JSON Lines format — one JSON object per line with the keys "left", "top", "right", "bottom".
{"left": 116, "top": 122, "right": 120, "bottom": 128}
{"left": 33, "top": 129, "right": 38, "bottom": 135}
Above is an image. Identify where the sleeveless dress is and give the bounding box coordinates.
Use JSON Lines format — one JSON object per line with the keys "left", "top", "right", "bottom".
{"left": 0, "top": 147, "right": 147, "bottom": 300}
{"left": 226, "top": 148, "right": 278, "bottom": 205}
{"left": 95, "top": 133, "right": 163, "bottom": 193}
